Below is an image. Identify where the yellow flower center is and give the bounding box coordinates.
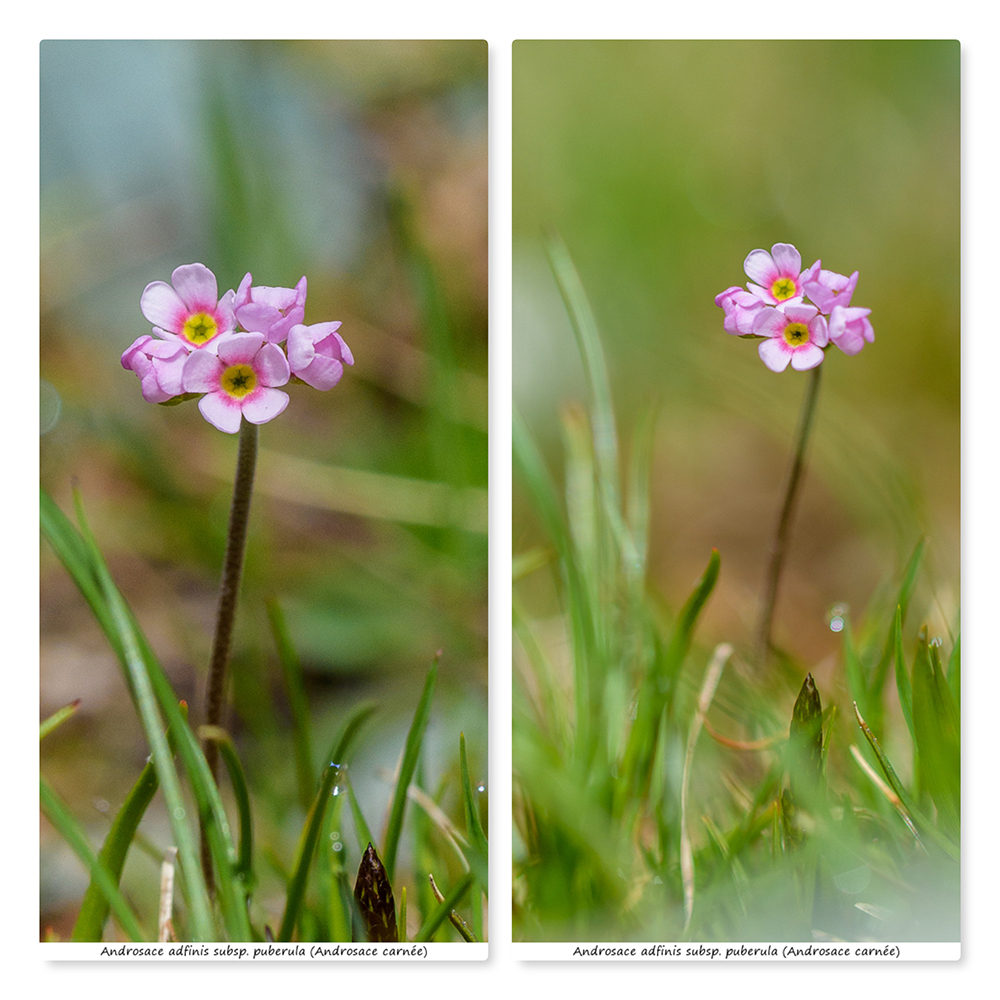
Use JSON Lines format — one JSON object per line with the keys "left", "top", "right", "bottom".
{"left": 182, "top": 312, "right": 218, "bottom": 345}
{"left": 222, "top": 364, "right": 257, "bottom": 398}
{"left": 771, "top": 277, "right": 797, "bottom": 301}
{"left": 783, "top": 322, "right": 810, "bottom": 347}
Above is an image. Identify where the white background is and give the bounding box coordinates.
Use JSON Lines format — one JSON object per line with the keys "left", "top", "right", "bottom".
{"left": 10, "top": 3, "right": 996, "bottom": 997}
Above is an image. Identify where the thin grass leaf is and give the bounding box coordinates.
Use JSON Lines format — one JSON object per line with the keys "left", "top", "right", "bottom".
{"left": 460, "top": 734, "right": 487, "bottom": 855}
{"left": 321, "top": 700, "right": 378, "bottom": 777}
{"left": 514, "top": 408, "right": 596, "bottom": 759}
{"left": 346, "top": 777, "right": 375, "bottom": 855}
{"left": 680, "top": 644, "right": 731, "bottom": 933}
{"left": 947, "top": 634, "right": 960, "bottom": 704}
{"left": 382, "top": 655, "right": 438, "bottom": 883}
{"left": 912, "top": 628, "right": 960, "bottom": 839}
{"left": 42, "top": 489, "right": 246, "bottom": 940}
{"left": 71, "top": 757, "right": 158, "bottom": 941}
{"left": 851, "top": 703, "right": 921, "bottom": 845}
{"left": 278, "top": 762, "right": 343, "bottom": 941}
{"left": 40, "top": 699, "right": 81, "bottom": 740}
{"left": 414, "top": 871, "right": 474, "bottom": 942}
{"left": 398, "top": 886, "right": 407, "bottom": 943}
{"left": 428, "top": 872, "right": 478, "bottom": 942}
{"left": 893, "top": 606, "right": 915, "bottom": 742}
{"left": 200, "top": 726, "right": 255, "bottom": 886}
{"left": 266, "top": 599, "right": 315, "bottom": 812}
{"left": 41, "top": 777, "right": 145, "bottom": 942}
{"left": 617, "top": 548, "right": 720, "bottom": 812}
{"left": 63, "top": 493, "right": 218, "bottom": 941}
{"left": 869, "top": 539, "right": 926, "bottom": 715}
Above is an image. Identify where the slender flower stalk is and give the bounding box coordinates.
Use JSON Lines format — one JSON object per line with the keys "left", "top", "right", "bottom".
{"left": 201, "top": 418, "right": 258, "bottom": 888}
{"left": 715, "top": 242, "right": 873, "bottom": 665}
{"left": 755, "top": 363, "right": 822, "bottom": 667}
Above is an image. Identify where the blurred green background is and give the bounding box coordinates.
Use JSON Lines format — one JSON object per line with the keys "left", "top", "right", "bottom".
{"left": 514, "top": 39, "right": 959, "bottom": 666}
{"left": 40, "top": 40, "right": 487, "bottom": 937}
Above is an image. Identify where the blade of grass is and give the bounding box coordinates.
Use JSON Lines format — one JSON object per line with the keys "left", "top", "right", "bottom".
{"left": 459, "top": 733, "right": 489, "bottom": 870}
{"left": 947, "top": 635, "right": 960, "bottom": 705}
{"left": 66, "top": 494, "right": 218, "bottom": 941}
{"left": 514, "top": 408, "right": 596, "bottom": 761}
{"left": 41, "top": 777, "right": 145, "bottom": 942}
{"left": 893, "top": 606, "right": 915, "bottom": 742}
{"left": 616, "top": 548, "right": 721, "bottom": 814}
{"left": 266, "top": 598, "right": 315, "bottom": 812}
{"left": 680, "top": 644, "right": 731, "bottom": 933}
{"left": 43, "top": 489, "right": 247, "bottom": 940}
{"left": 321, "top": 701, "right": 379, "bottom": 779}
{"left": 71, "top": 757, "right": 159, "bottom": 941}
{"left": 278, "top": 762, "right": 344, "bottom": 941}
{"left": 346, "top": 776, "right": 375, "bottom": 855}
{"left": 40, "top": 699, "right": 81, "bottom": 740}
{"left": 912, "top": 628, "right": 960, "bottom": 839}
{"left": 200, "top": 726, "right": 255, "bottom": 886}
{"left": 382, "top": 655, "right": 438, "bottom": 883}
{"left": 414, "top": 871, "right": 474, "bottom": 942}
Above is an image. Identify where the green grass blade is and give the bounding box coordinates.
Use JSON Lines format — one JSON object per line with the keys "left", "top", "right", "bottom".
{"left": 278, "top": 762, "right": 344, "bottom": 941}
{"left": 947, "top": 634, "right": 961, "bottom": 705}
{"left": 40, "top": 699, "right": 81, "bottom": 740}
{"left": 870, "top": 538, "right": 926, "bottom": 706}
{"left": 41, "top": 777, "right": 146, "bottom": 942}
{"left": 514, "top": 409, "right": 596, "bottom": 760}
{"left": 382, "top": 656, "right": 438, "bottom": 883}
{"left": 266, "top": 599, "right": 315, "bottom": 811}
{"left": 42, "top": 489, "right": 247, "bottom": 940}
{"left": 546, "top": 233, "right": 621, "bottom": 524}
{"left": 414, "top": 871, "right": 474, "bottom": 942}
{"left": 459, "top": 733, "right": 489, "bottom": 863}
{"left": 66, "top": 493, "right": 219, "bottom": 941}
{"left": 71, "top": 758, "right": 158, "bottom": 941}
{"left": 322, "top": 700, "right": 379, "bottom": 776}
{"left": 912, "top": 628, "right": 960, "bottom": 839}
{"left": 346, "top": 776, "right": 375, "bottom": 855}
{"left": 201, "top": 726, "right": 255, "bottom": 886}
{"left": 893, "top": 606, "right": 915, "bottom": 742}
{"left": 617, "top": 548, "right": 720, "bottom": 811}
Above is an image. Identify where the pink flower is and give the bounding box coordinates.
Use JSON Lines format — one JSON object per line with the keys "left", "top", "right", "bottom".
{"left": 715, "top": 286, "right": 765, "bottom": 335}
{"left": 234, "top": 273, "right": 307, "bottom": 344}
{"left": 744, "top": 243, "right": 820, "bottom": 306}
{"left": 140, "top": 263, "right": 236, "bottom": 350}
{"left": 802, "top": 269, "right": 859, "bottom": 315}
{"left": 753, "top": 303, "right": 829, "bottom": 372}
{"left": 121, "top": 335, "right": 190, "bottom": 403}
{"left": 828, "top": 305, "right": 874, "bottom": 356}
{"left": 287, "top": 322, "right": 354, "bottom": 390}
{"left": 182, "top": 332, "right": 290, "bottom": 434}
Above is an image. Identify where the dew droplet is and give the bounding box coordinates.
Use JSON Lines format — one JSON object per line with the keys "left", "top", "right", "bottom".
{"left": 173, "top": 807, "right": 186, "bottom": 820}
{"left": 828, "top": 603, "right": 847, "bottom": 633}
{"left": 930, "top": 636, "right": 943, "bottom": 648}
{"left": 332, "top": 842, "right": 343, "bottom": 852}
{"left": 477, "top": 784, "right": 485, "bottom": 793}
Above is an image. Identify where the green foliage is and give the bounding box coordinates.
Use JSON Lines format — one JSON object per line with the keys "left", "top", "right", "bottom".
{"left": 41, "top": 491, "right": 483, "bottom": 943}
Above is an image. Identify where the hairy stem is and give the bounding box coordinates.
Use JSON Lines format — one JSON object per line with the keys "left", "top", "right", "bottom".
{"left": 755, "top": 363, "right": 822, "bottom": 668}
{"left": 201, "top": 418, "right": 258, "bottom": 889}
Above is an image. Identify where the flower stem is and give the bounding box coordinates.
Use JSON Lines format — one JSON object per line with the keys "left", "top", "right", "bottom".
{"left": 755, "top": 363, "right": 823, "bottom": 668}
{"left": 201, "top": 417, "right": 258, "bottom": 889}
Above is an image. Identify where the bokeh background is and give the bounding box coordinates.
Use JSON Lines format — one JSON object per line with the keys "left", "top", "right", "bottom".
{"left": 40, "top": 39, "right": 487, "bottom": 938}
{"left": 514, "top": 39, "right": 959, "bottom": 670}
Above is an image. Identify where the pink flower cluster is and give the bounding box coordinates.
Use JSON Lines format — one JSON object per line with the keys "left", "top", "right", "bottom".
{"left": 715, "top": 243, "right": 874, "bottom": 373}
{"left": 122, "top": 263, "right": 353, "bottom": 433}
